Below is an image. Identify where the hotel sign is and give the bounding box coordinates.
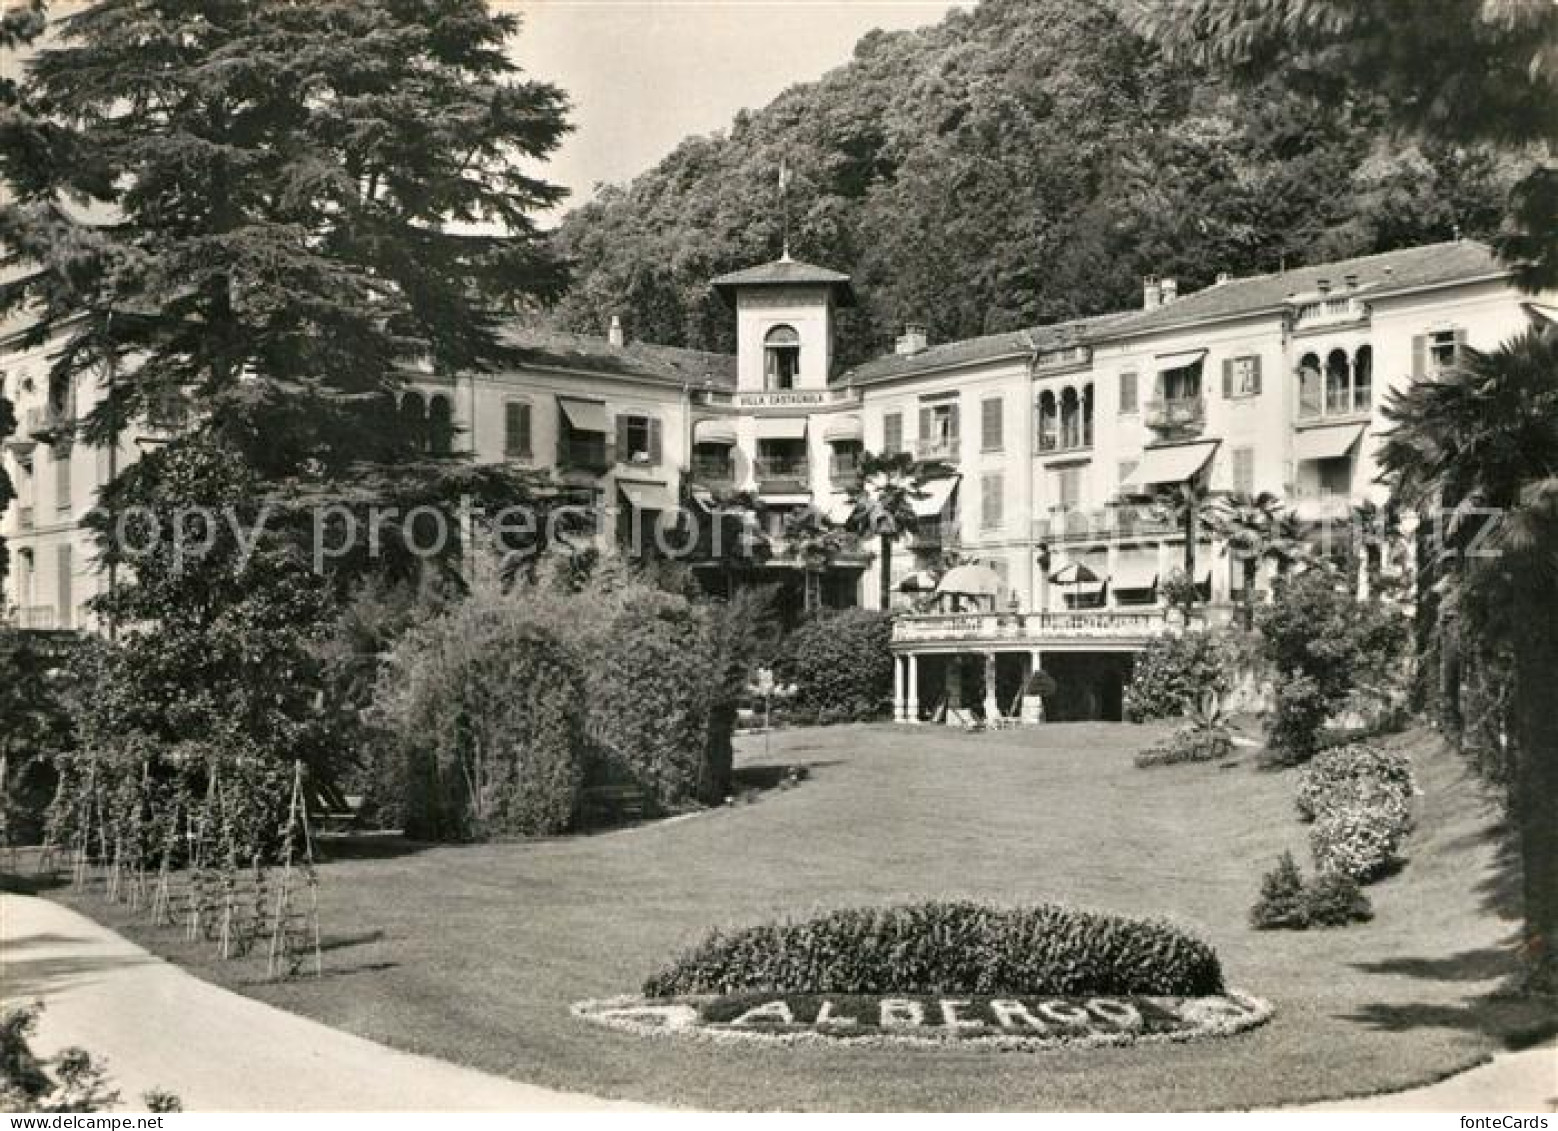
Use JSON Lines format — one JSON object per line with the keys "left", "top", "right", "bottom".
{"left": 734, "top": 390, "right": 829, "bottom": 408}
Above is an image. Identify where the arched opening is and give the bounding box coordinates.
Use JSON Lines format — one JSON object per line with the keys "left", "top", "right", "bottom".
{"left": 1353, "top": 345, "right": 1373, "bottom": 412}
{"left": 428, "top": 394, "right": 454, "bottom": 456}
{"left": 1082, "top": 383, "right": 1094, "bottom": 448}
{"left": 1037, "top": 390, "right": 1058, "bottom": 451}
{"left": 764, "top": 324, "right": 801, "bottom": 391}
{"left": 1298, "top": 353, "right": 1321, "bottom": 417}
{"left": 1324, "top": 349, "right": 1351, "bottom": 414}
{"left": 399, "top": 392, "right": 428, "bottom": 453}
{"left": 1059, "top": 387, "right": 1081, "bottom": 450}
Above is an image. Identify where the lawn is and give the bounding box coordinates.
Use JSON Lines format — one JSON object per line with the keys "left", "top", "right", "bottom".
{"left": 53, "top": 722, "right": 1549, "bottom": 1111}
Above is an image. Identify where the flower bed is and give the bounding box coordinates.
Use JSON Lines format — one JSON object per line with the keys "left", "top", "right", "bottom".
{"left": 571, "top": 990, "right": 1272, "bottom": 1050}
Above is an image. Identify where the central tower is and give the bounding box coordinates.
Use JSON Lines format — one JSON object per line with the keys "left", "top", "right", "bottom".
{"left": 710, "top": 255, "right": 856, "bottom": 392}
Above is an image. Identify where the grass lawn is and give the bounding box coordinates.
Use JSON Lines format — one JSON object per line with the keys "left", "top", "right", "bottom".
{"left": 51, "top": 722, "right": 1550, "bottom": 1111}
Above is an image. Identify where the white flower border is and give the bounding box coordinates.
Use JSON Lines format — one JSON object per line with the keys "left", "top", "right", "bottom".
{"left": 570, "top": 991, "right": 1274, "bottom": 1052}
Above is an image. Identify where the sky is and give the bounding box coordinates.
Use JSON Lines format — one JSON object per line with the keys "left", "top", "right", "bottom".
{"left": 502, "top": 0, "right": 970, "bottom": 220}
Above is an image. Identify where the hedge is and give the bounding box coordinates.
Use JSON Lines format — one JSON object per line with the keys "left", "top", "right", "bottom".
{"left": 1123, "top": 631, "right": 1236, "bottom": 722}
{"left": 1295, "top": 743, "right": 1417, "bottom": 823}
{"left": 1134, "top": 727, "right": 1232, "bottom": 768}
{"left": 778, "top": 609, "right": 894, "bottom": 722}
{"left": 644, "top": 901, "right": 1224, "bottom": 998}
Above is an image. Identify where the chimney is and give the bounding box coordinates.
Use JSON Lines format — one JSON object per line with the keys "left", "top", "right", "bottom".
{"left": 895, "top": 322, "right": 929, "bottom": 357}
{"left": 1343, "top": 272, "right": 1359, "bottom": 290}
{"left": 607, "top": 315, "right": 625, "bottom": 348}
{"left": 1316, "top": 277, "right": 1331, "bottom": 296}
{"left": 1215, "top": 271, "right": 1232, "bottom": 287}
{"left": 1142, "top": 274, "right": 1162, "bottom": 310}
{"left": 1160, "top": 277, "right": 1178, "bottom": 304}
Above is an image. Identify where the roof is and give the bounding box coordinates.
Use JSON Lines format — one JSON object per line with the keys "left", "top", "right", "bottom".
{"left": 497, "top": 323, "right": 736, "bottom": 388}
{"left": 1105, "top": 240, "right": 1504, "bottom": 339}
{"left": 709, "top": 256, "right": 857, "bottom": 307}
{"left": 840, "top": 311, "right": 1135, "bottom": 387}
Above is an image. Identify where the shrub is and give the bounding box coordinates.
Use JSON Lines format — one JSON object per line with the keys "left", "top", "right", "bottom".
{"left": 778, "top": 609, "right": 894, "bottom": 722}
{"left": 643, "top": 901, "right": 1224, "bottom": 998}
{"left": 1250, "top": 852, "right": 1309, "bottom": 929}
{"left": 378, "top": 600, "right": 586, "bottom": 840}
{"left": 1266, "top": 671, "right": 1331, "bottom": 764}
{"left": 1123, "top": 630, "right": 1235, "bottom": 722}
{"left": 1134, "top": 726, "right": 1233, "bottom": 768}
{"left": 1309, "top": 796, "right": 1408, "bottom": 882}
{"left": 1296, "top": 743, "right": 1417, "bottom": 823}
{"left": 1251, "top": 851, "right": 1373, "bottom": 930}
{"left": 1303, "top": 869, "right": 1374, "bottom": 927}
{"left": 0, "top": 1001, "right": 178, "bottom": 1112}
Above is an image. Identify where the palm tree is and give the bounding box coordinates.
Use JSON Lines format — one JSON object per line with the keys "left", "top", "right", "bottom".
{"left": 682, "top": 485, "right": 768, "bottom": 599}
{"left": 1208, "top": 490, "right": 1286, "bottom": 628}
{"left": 1349, "top": 498, "right": 1405, "bottom": 599}
{"left": 781, "top": 505, "right": 849, "bottom": 614}
{"left": 844, "top": 451, "right": 951, "bottom": 612}
{"left": 1378, "top": 326, "right": 1558, "bottom": 993}
{"left": 1146, "top": 477, "right": 1219, "bottom": 603}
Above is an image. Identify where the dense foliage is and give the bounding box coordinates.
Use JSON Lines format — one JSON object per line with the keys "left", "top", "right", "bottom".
{"left": 644, "top": 901, "right": 1224, "bottom": 998}
{"left": 1295, "top": 743, "right": 1417, "bottom": 824}
{"left": 1134, "top": 726, "right": 1232, "bottom": 769}
{"left": 0, "top": 629, "right": 76, "bottom": 845}
{"left": 1309, "top": 792, "right": 1411, "bottom": 884}
{"left": 552, "top": 0, "right": 1509, "bottom": 365}
{"left": 1256, "top": 571, "right": 1409, "bottom": 762}
{"left": 778, "top": 608, "right": 894, "bottom": 723}
{"left": 1250, "top": 852, "right": 1372, "bottom": 931}
{"left": 0, "top": 391, "right": 13, "bottom": 584}
{"left": 1123, "top": 630, "right": 1236, "bottom": 722}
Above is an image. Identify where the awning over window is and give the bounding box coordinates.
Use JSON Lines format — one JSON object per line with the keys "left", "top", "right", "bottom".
{"left": 911, "top": 476, "right": 959, "bottom": 518}
{"left": 1112, "top": 554, "right": 1160, "bottom": 590}
{"left": 618, "top": 480, "right": 675, "bottom": 512}
{"left": 823, "top": 414, "right": 862, "bottom": 442}
{"left": 754, "top": 416, "right": 808, "bottom": 441}
{"left": 758, "top": 492, "right": 811, "bottom": 506}
{"left": 557, "top": 395, "right": 608, "bottom": 433}
{"left": 1294, "top": 423, "right": 1365, "bottom": 462}
{"left": 1155, "top": 347, "right": 1208, "bottom": 371}
{"left": 692, "top": 418, "right": 737, "bottom": 445}
{"left": 1120, "top": 440, "right": 1220, "bottom": 491}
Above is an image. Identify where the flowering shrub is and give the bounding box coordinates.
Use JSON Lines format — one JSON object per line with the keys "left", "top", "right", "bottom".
{"left": 1123, "top": 631, "right": 1235, "bottom": 722}
{"left": 1295, "top": 743, "right": 1417, "bottom": 823}
{"left": 1134, "top": 727, "right": 1233, "bottom": 768}
{"left": 1309, "top": 795, "right": 1408, "bottom": 882}
{"left": 644, "top": 901, "right": 1224, "bottom": 998}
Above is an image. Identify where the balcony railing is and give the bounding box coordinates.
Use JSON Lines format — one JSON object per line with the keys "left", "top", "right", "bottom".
{"left": 755, "top": 457, "right": 809, "bottom": 491}
{"left": 557, "top": 433, "right": 609, "bottom": 472}
{"left": 1292, "top": 295, "right": 1369, "bottom": 331}
{"left": 892, "top": 609, "right": 1167, "bottom": 646}
{"left": 1034, "top": 345, "right": 1092, "bottom": 371}
{"left": 1037, "top": 429, "right": 1093, "bottom": 455}
{"left": 1033, "top": 505, "right": 1180, "bottom": 543}
{"left": 1144, "top": 396, "right": 1205, "bottom": 436}
{"left": 914, "top": 437, "right": 960, "bottom": 462}
{"left": 1300, "top": 385, "right": 1372, "bottom": 421}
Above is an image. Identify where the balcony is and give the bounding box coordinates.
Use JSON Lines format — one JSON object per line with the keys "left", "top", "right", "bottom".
{"left": 1034, "top": 505, "right": 1180, "bottom": 543}
{"left": 1033, "top": 344, "right": 1092, "bottom": 373}
{"left": 1037, "top": 430, "right": 1092, "bottom": 456}
{"left": 755, "top": 456, "right": 809, "bottom": 493}
{"left": 1299, "top": 385, "right": 1372, "bottom": 422}
{"left": 557, "top": 433, "right": 609, "bottom": 473}
{"left": 690, "top": 455, "right": 736, "bottom": 486}
{"left": 892, "top": 609, "right": 1168, "bottom": 650}
{"left": 914, "top": 437, "right": 960, "bottom": 462}
{"left": 1144, "top": 396, "right": 1205, "bottom": 438}
{"left": 1291, "top": 295, "right": 1369, "bottom": 333}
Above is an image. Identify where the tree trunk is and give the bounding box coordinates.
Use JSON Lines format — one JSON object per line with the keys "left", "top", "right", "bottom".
{"left": 1512, "top": 611, "right": 1558, "bottom": 994}
{"left": 1183, "top": 506, "right": 1197, "bottom": 596}
{"left": 879, "top": 534, "right": 893, "bottom": 612}
{"left": 1242, "top": 557, "right": 1258, "bottom": 630}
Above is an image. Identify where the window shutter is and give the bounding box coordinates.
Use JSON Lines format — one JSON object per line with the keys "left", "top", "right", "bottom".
{"left": 982, "top": 473, "right": 1003, "bottom": 529}
{"left": 1250, "top": 355, "right": 1262, "bottom": 395}
{"left": 54, "top": 450, "right": 71, "bottom": 512}
{"left": 947, "top": 404, "right": 960, "bottom": 440}
{"left": 1452, "top": 327, "right": 1467, "bottom": 363}
{"left": 648, "top": 417, "right": 663, "bottom": 464}
{"left": 884, "top": 413, "right": 902, "bottom": 455}
{"left": 1221, "top": 358, "right": 1233, "bottom": 399}
{"left": 918, "top": 406, "right": 932, "bottom": 445}
{"left": 981, "top": 397, "right": 1002, "bottom": 451}
{"left": 615, "top": 415, "right": 631, "bottom": 461}
{"left": 1119, "top": 372, "right": 1137, "bottom": 413}
{"left": 56, "top": 543, "right": 72, "bottom": 629}
{"left": 505, "top": 401, "right": 531, "bottom": 457}
{"left": 1411, "top": 335, "right": 1426, "bottom": 378}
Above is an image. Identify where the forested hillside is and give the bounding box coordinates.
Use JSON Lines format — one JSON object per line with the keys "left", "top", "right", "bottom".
{"left": 550, "top": 0, "right": 1513, "bottom": 368}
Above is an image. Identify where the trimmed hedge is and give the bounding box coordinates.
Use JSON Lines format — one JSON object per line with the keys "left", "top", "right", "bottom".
{"left": 778, "top": 609, "right": 894, "bottom": 722}
{"left": 644, "top": 901, "right": 1224, "bottom": 998}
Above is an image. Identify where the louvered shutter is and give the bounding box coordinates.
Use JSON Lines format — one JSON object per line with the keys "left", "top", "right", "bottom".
{"left": 648, "top": 417, "right": 663, "bottom": 464}
{"left": 1119, "top": 371, "right": 1137, "bottom": 413}
{"left": 1249, "top": 355, "right": 1262, "bottom": 395}
{"left": 981, "top": 397, "right": 1002, "bottom": 451}
{"left": 919, "top": 407, "right": 932, "bottom": 448}
{"left": 1412, "top": 335, "right": 1426, "bottom": 378}
{"left": 615, "top": 415, "right": 631, "bottom": 462}
{"left": 1222, "top": 358, "right": 1233, "bottom": 399}
{"left": 56, "top": 543, "right": 72, "bottom": 630}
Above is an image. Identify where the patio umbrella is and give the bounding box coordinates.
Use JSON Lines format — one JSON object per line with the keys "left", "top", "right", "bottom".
{"left": 1048, "top": 560, "right": 1101, "bottom": 607}
{"left": 898, "top": 570, "right": 939, "bottom": 593}
{"left": 935, "top": 563, "right": 1003, "bottom": 610}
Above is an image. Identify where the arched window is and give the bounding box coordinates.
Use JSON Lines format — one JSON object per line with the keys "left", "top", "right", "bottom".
{"left": 1353, "top": 345, "right": 1373, "bottom": 412}
{"left": 1059, "top": 387, "right": 1081, "bottom": 449}
{"left": 764, "top": 324, "right": 801, "bottom": 390}
{"left": 399, "top": 391, "right": 428, "bottom": 453}
{"left": 1082, "top": 383, "right": 1094, "bottom": 448}
{"left": 1325, "top": 349, "right": 1351, "bottom": 414}
{"left": 1298, "top": 353, "right": 1321, "bottom": 417}
{"left": 1037, "top": 390, "right": 1058, "bottom": 451}
{"left": 428, "top": 394, "right": 454, "bottom": 456}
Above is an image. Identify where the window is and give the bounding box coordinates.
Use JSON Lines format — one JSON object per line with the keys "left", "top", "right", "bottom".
{"left": 1232, "top": 447, "right": 1255, "bottom": 496}
{"left": 980, "top": 396, "right": 1003, "bottom": 452}
{"left": 56, "top": 543, "right": 72, "bottom": 630}
{"left": 918, "top": 403, "right": 959, "bottom": 459}
{"left": 980, "top": 472, "right": 1004, "bottom": 530}
{"left": 616, "top": 414, "right": 662, "bottom": 464}
{"left": 1160, "top": 361, "right": 1202, "bottom": 402}
{"left": 428, "top": 394, "right": 453, "bottom": 456}
{"left": 1223, "top": 355, "right": 1261, "bottom": 398}
{"left": 882, "top": 412, "right": 903, "bottom": 455}
{"left": 54, "top": 449, "right": 71, "bottom": 512}
{"left": 764, "top": 324, "right": 801, "bottom": 390}
{"left": 1119, "top": 371, "right": 1138, "bottom": 413}
{"left": 1428, "top": 329, "right": 1461, "bottom": 371}
{"left": 504, "top": 400, "right": 532, "bottom": 459}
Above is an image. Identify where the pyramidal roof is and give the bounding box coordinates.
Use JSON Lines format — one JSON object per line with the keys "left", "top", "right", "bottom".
{"left": 710, "top": 254, "right": 856, "bottom": 307}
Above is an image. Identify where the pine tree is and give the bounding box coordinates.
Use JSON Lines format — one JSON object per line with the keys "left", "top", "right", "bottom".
{"left": 0, "top": 0, "right": 571, "bottom": 476}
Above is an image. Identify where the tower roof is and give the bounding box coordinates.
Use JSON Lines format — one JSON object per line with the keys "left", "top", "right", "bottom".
{"left": 710, "top": 256, "right": 857, "bottom": 307}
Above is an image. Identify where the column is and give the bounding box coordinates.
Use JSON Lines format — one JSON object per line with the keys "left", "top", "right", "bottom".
{"left": 1106, "top": 541, "right": 1120, "bottom": 609}
{"left": 906, "top": 652, "right": 920, "bottom": 723}
{"left": 893, "top": 654, "right": 906, "bottom": 723}
{"left": 983, "top": 651, "right": 1000, "bottom": 722}
{"left": 1024, "top": 649, "right": 1046, "bottom": 724}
